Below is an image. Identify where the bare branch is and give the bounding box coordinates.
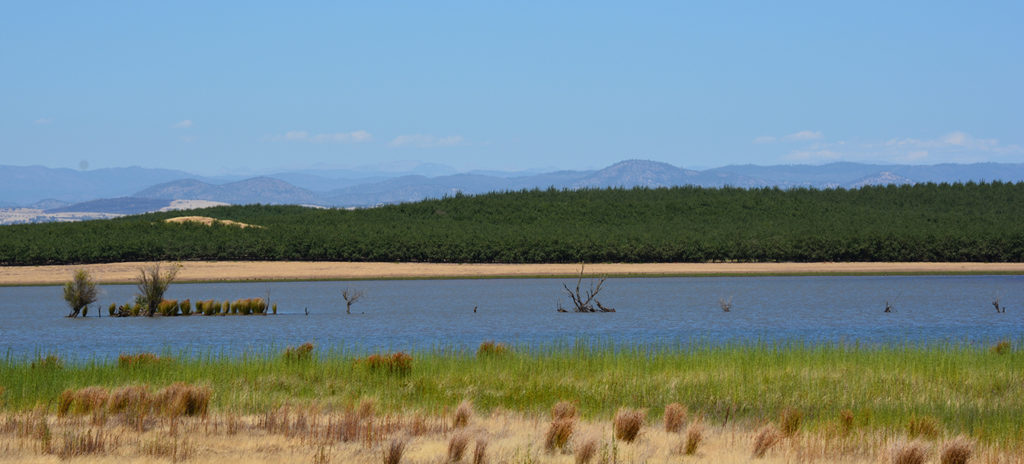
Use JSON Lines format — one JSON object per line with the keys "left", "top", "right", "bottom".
{"left": 342, "top": 288, "right": 366, "bottom": 315}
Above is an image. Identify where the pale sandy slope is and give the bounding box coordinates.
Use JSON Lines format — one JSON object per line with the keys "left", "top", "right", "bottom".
{"left": 2, "top": 261, "right": 1024, "bottom": 285}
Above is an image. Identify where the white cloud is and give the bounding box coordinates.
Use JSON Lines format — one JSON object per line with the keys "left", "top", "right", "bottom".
{"left": 779, "top": 131, "right": 1022, "bottom": 164}
{"left": 784, "top": 149, "right": 842, "bottom": 162}
{"left": 390, "top": 134, "right": 466, "bottom": 148}
{"left": 34, "top": 117, "right": 52, "bottom": 125}
{"left": 273, "top": 130, "right": 372, "bottom": 143}
{"left": 173, "top": 119, "right": 193, "bottom": 129}
{"left": 784, "top": 130, "right": 824, "bottom": 141}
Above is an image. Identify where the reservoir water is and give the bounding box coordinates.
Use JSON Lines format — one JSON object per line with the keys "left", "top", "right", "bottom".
{"left": 1, "top": 275, "right": 1021, "bottom": 359}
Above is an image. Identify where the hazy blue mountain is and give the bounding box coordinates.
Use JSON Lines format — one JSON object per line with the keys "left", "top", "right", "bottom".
{"left": 46, "top": 197, "right": 173, "bottom": 215}
{"left": 136, "top": 177, "right": 323, "bottom": 205}
{"left": 0, "top": 165, "right": 205, "bottom": 205}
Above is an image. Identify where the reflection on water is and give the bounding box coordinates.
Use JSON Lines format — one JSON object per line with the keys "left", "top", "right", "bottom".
{"left": 1, "top": 275, "right": 1022, "bottom": 359}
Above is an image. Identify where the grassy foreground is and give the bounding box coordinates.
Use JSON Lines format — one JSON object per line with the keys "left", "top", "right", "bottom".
{"left": 2, "top": 343, "right": 1021, "bottom": 446}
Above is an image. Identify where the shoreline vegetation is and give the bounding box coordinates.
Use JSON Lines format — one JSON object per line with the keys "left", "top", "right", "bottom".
{"left": 4, "top": 261, "right": 1024, "bottom": 286}
{"left": 1, "top": 343, "right": 1021, "bottom": 462}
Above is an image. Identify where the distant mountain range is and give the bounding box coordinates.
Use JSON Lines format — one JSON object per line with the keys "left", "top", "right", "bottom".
{"left": 4, "top": 160, "right": 1024, "bottom": 219}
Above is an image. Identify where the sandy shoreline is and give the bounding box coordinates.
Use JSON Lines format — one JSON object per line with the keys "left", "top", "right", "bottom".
{"left": 2, "top": 261, "right": 1024, "bottom": 285}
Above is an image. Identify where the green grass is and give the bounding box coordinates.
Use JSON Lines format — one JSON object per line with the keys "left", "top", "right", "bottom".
{"left": 1, "top": 342, "right": 1021, "bottom": 445}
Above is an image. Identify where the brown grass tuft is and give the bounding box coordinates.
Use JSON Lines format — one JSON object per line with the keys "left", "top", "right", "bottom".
{"left": 664, "top": 402, "right": 687, "bottom": 433}
{"left": 552, "top": 401, "right": 578, "bottom": 421}
{"left": 448, "top": 430, "right": 471, "bottom": 462}
{"left": 683, "top": 421, "right": 704, "bottom": 455}
{"left": 383, "top": 438, "right": 406, "bottom": 464}
{"left": 155, "top": 382, "right": 211, "bottom": 417}
{"left": 907, "top": 416, "right": 941, "bottom": 439}
{"left": 779, "top": 407, "right": 802, "bottom": 437}
{"left": 940, "top": 436, "right": 973, "bottom": 464}
{"left": 613, "top": 407, "right": 645, "bottom": 442}
{"left": 31, "top": 354, "right": 63, "bottom": 369}
{"left": 892, "top": 441, "right": 928, "bottom": 464}
{"left": 751, "top": 424, "right": 781, "bottom": 458}
{"left": 358, "top": 398, "right": 376, "bottom": 419}
{"left": 574, "top": 436, "right": 598, "bottom": 464}
{"left": 472, "top": 438, "right": 489, "bottom": 464}
{"left": 55, "top": 429, "right": 107, "bottom": 458}
{"left": 839, "top": 409, "right": 855, "bottom": 434}
{"left": 357, "top": 352, "right": 413, "bottom": 374}
{"left": 991, "top": 340, "right": 1011, "bottom": 355}
{"left": 477, "top": 341, "right": 510, "bottom": 357}
{"left": 545, "top": 417, "right": 576, "bottom": 452}
{"left": 453, "top": 400, "right": 473, "bottom": 428}
{"left": 117, "top": 352, "right": 164, "bottom": 367}
{"left": 282, "top": 342, "right": 315, "bottom": 362}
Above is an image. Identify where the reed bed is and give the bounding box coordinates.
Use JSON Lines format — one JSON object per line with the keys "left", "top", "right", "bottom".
{"left": 1, "top": 342, "right": 1021, "bottom": 446}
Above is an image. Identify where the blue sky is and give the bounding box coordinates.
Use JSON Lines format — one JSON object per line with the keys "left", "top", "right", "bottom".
{"left": 2, "top": 1, "right": 1022, "bottom": 174}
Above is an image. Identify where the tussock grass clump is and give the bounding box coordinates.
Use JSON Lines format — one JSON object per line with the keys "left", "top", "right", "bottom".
{"left": 282, "top": 342, "right": 315, "bottom": 362}
{"left": 682, "top": 421, "right": 704, "bottom": 455}
{"left": 613, "top": 408, "right": 645, "bottom": 442}
{"left": 574, "top": 436, "right": 598, "bottom": 464}
{"left": 357, "top": 352, "right": 413, "bottom": 374}
{"left": 892, "top": 441, "right": 928, "bottom": 464}
{"left": 780, "top": 408, "right": 803, "bottom": 437}
{"left": 664, "top": 402, "right": 687, "bottom": 433}
{"left": 991, "top": 340, "right": 1011, "bottom": 355}
{"left": 940, "top": 436, "right": 972, "bottom": 464}
{"left": 453, "top": 400, "right": 473, "bottom": 428}
{"left": 117, "top": 352, "right": 165, "bottom": 367}
{"left": 552, "top": 401, "right": 578, "bottom": 421}
{"left": 31, "top": 355, "right": 63, "bottom": 370}
{"left": 545, "top": 417, "right": 576, "bottom": 452}
{"left": 154, "top": 383, "right": 211, "bottom": 417}
{"left": 58, "top": 387, "right": 109, "bottom": 424}
{"left": 907, "top": 416, "right": 941, "bottom": 439}
{"left": 383, "top": 438, "right": 406, "bottom": 464}
{"left": 448, "top": 430, "right": 471, "bottom": 462}
{"left": 472, "top": 438, "right": 488, "bottom": 464}
{"left": 751, "top": 424, "right": 781, "bottom": 458}
{"left": 477, "top": 341, "right": 510, "bottom": 357}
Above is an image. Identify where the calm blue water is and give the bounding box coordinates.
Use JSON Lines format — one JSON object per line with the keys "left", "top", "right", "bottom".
{"left": 1, "top": 276, "right": 1022, "bottom": 359}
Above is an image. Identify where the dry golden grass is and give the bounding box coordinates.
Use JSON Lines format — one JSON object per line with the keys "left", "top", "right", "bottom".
{"left": 551, "top": 401, "right": 577, "bottom": 421}
{"left": 891, "top": 440, "right": 928, "bottom": 464}
{"left": 544, "top": 417, "right": 575, "bottom": 453}
{"left": 682, "top": 421, "right": 705, "bottom": 455}
{"left": 453, "top": 400, "right": 473, "bottom": 428}
{"left": 2, "top": 410, "right": 1024, "bottom": 464}
{"left": 163, "top": 216, "right": 259, "bottom": 228}
{"left": 752, "top": 424, "right": 781, "bottom": 458}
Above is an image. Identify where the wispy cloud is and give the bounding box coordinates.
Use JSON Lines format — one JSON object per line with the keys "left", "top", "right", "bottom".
{"left": 780, "top": 131, "right": 1022, "bottom": 164}
{"left": 173, "top": 119, "right": 193, "bottom": 129}
{"left": 389, "top": 134, "right": 465, "bottom": 148}
{"left": 753, "top": 130, "right": 824, "bottom": 144}
{"left": 34, "top": 117, "right": 52, "bottom": 125}
{"left": 271, "top": 130, "right": 372, "bottom": 143}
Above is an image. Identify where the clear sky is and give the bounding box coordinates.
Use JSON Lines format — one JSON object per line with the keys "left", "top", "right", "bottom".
{"left": 2, "top": 1, "right": 1021, "bottom": 174}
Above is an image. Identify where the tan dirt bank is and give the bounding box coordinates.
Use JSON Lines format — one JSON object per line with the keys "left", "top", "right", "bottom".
{"left": 2, "top": 261, "right": 1024, "bottom": 285}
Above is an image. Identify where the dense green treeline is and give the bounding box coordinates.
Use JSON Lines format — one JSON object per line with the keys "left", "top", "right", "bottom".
{"left": 3, "top": 182, "right": 1024, "bottom": 265}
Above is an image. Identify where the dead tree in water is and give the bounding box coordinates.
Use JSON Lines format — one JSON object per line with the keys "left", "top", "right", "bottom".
{"left": 342, "top": 288, "right": 365, "bottom": 315}
{"left": 719, "top": 296, "right": 733, "bottom": 312}
{"left": 992, "top": 298, "right": 1006, "bottom": 313}
{"left": 561, "top": 264, "right": 615, "bottom": 312}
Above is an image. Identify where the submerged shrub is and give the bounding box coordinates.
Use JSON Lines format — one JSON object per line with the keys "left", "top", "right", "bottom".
{"left": 664, "top": 402, "right": 687, "bottom": 433}
{"left": 613, "top": 408, "right": 645, "bottom": 442}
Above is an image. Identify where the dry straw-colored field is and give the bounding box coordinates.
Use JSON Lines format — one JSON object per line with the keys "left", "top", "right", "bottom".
{"left": 2, "top": 397, "right": 1017, "bottom": 464}
{"left": 3, "top": 261, "right": 1024, "bottom": 285}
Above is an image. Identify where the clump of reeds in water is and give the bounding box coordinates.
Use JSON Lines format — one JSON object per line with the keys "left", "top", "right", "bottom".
{"left": 356, "top": 352, "right": 413, "bottom": 374}
{"left": 108, "top": 297, "right": 269, "bottom": 317}
{"left": 476, "top": 341, "right": 510, "bottom": 357}
{"left": 613, "top": 408, "right": 645, "bottom": 442}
